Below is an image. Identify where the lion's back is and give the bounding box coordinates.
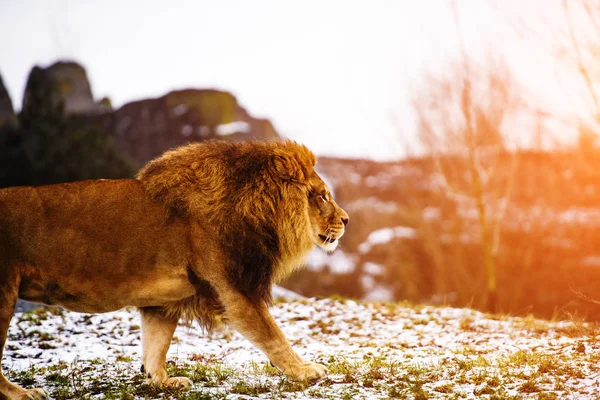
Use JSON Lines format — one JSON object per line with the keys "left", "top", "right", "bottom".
{"left": 1, "top": 180, "right": 150, "bottom": 248}
{"left": 0, "top": 179, "right": 191, "bottom": 272}
{"left": 0, "top": 179, "right": 198, "bottom": 312}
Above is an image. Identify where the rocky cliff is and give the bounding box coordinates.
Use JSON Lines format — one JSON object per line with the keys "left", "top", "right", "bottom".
{"left": 20, "top": 61, "right": 280, "bottom": 165}
{"left": 22, "top": 61, "right": 110, "bottom": 115}
{"left": 102, "top": 89, "right": 279, "bottom": 164}
{"left": 0, "top": 73, "right": 15, "bottom": 126}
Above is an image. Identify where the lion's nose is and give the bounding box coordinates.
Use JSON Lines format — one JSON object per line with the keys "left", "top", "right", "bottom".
{"left": 341, "top": 216, "right": 349, "bottom": 226}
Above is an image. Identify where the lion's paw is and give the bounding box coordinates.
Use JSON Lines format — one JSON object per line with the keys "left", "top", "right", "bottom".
{"left": 162, "top": 376, "right": 193, "bottom": 390}
{"left": 20, "top": 388, "right": 49, "bottom": 400}
{"left": 288, "top": 362, "right": 328, "bottom": 382}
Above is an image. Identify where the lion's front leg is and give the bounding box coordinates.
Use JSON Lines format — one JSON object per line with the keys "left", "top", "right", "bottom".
{"left": 0, "top": 270, "right": 48, "bottom": 400}
{"left": 217, "top": 287, "right": 327, "bottom": 382}
{"left": 139, "top": 308, "right": 192, "bottom": 390}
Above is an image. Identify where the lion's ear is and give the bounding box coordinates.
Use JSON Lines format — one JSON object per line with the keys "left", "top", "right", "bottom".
{"left": 271, "top": 143, "right": 316, "bottom": 183}
{"left": 272, "top": 154, "right": 302, "bottom": 182}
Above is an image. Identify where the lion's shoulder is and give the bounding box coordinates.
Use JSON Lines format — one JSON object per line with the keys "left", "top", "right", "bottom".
{"left": 135, "top": 140, "right": 317, "bottom": 304}
{"left": 136, "top": 140, "right": 315, "bottom": 217}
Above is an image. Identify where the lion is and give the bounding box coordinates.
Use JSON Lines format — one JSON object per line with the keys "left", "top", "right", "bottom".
{"left": 0, "top": 140, "right": 349, "bottom": 400}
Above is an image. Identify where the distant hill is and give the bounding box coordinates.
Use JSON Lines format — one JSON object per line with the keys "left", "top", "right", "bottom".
{"left": 98, "top": 89, "right": 278, "bottom": 165}
{"left": 16, "top": 60, "right": 280, "bottom": 165}
{"left": 290, "top": 151, "right": 600, "bottom": 320}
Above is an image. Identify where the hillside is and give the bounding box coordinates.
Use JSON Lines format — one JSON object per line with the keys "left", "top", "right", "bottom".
{"left": 288, "top": 151, "right": 600, "bottom": 320}
{"left": 6, "top": 299, "right": 600, "bottom": 399}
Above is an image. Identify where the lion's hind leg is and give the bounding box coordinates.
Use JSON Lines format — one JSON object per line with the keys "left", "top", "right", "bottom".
{"left": 139, "top": 307, "right": 192, "bottom": 390}
{"left": 0, "top": 270, "right": 48, "bottom": 400}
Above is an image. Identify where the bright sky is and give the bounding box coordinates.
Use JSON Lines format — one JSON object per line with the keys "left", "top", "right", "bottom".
{"left": 0, "top": 0, "right": 591, "bottom": 160}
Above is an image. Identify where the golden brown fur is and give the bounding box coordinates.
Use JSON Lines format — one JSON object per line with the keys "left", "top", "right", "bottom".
{"left": 0, "top": 140, "right": 348, "bottom": 399}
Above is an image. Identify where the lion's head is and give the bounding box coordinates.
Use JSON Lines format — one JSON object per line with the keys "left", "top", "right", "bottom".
{"left": 305, "top": 171, "right": 349, "bottom": 253}
{"left": 136, "top": 140, "right": 348, "bottom": 303}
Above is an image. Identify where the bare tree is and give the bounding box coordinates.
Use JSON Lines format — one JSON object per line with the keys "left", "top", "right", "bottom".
{"left": 497, "top": 0, "right": 600, "bottom": 143}
{"left": 412, "top": 10, "right": 520, "bottom": 311}
{"left": 562, "top": 1, "right": 600, "bottom": 117}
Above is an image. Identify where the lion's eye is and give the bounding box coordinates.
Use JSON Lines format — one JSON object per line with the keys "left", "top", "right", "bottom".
{"left": 319, "top": 194, "right": 328, "bottom": 202}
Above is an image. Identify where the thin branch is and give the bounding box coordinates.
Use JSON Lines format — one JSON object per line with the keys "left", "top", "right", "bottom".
{"left": 582, "top": 1, "right": 600, "bottom": 38}
{"left": 451, "top": 1, "right": 497, "bottom": 309}
{"left": 563, "top": 0, "right": 600, "bottom": 116}
{"left": 571, "top": 287, "right": 600, "bottom": 306}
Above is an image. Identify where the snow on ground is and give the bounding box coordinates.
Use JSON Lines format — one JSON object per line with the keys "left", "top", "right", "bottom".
{"left": 583, "top": 256, "right": 600, "bottom": 267}
{"left": 358, "top": 226, "right": 416, "bottom": 254}
{"left": 345, "top": 197, "right": 400, "bottom": 214}
{"left": 305, "top": 248, "right": 357, "bottom": 274}
{"left": 216, "top": 121, "right": 251, "bottom": 136}
{"left": 272, "top": 285, "right": 307, "bottom": 301}
{"left": 5, "top": 299, "right": 600, "bottom": 399}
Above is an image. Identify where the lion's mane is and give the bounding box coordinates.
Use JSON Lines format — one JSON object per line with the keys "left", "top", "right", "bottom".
{"left": 136, "top": 140, "right": 316, "bottom": 306}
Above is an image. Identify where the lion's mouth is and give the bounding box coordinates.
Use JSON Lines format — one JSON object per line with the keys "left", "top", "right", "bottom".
{"left": 318, "top": 234, "right": 337, "bottom": 244}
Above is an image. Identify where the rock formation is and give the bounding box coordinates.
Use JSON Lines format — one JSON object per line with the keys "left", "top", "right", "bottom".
{"left": 18, "top": 60, "right": 280, "bottom": 165}
{"left": 0, "top": 73, "right": 15, "bottom": 126}
{"left": 102, "top": 89, "right": 279, "bottom": 165}
{"left": 22, "top": 61, "right": 109, "bottom": 115}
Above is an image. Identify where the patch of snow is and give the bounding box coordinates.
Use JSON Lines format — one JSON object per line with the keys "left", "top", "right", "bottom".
{"left": 429, "top": 173, "right": 450, "bottom": 191}
{"left": 216, "top": 121, "right": 250, "bottom": 136}
{"left": 181, "top": 124, "right": 193, "bottom": 137}
{"left": 305, "top": 248, "right": 356, "bottom": 274}
{"left": 197, "top": 126, "right": 211, "bottom": 137}
{"left": 363, "top": 262, "right": 384, "bottom": 276}
{"left": 583, "top": 256, "right": 600, "bottom": 267}
{"left": 360, "top": 275, "right": 375, "bottom": 291}
{"left": 272, "top": 285, "right": 306, "bottom": 301}
{"left": 458, "top": 205, "right": 479, "bottom": 221}
{"left": 347, "top": 172, "right": 362, "bottom": 185}
{"left": 362, "top": 286, "right": 394, "bottom": 302}
{"left": 439, "top": 232, "right": 477, "bottom": 244}
{"left": 365, "top": 176, "right": 379, "bottom": 187}
{"left": 559, "top": 208, "right": 600, "bottom": 224}
{"left": 171, "top": 104, "right": 188, "bottom": 117}
{"left": 346, "top": 197, "right": 399, "bottom": 214}
{"left": 543, "top": 237, "right": 576, "bottom": 249}
{"left": 507, "top": 206, "right": 600, "bottom": 230}
{"left": 358, "top": 226, "right": 416, "bottom": 254}
{"left": 423, "top": 207, "right": 441, "bottom": 221}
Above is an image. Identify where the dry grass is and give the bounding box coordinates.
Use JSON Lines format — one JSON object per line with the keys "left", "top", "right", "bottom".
{"left": 6, "top": 299, "right": 600, "bottom": 399}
